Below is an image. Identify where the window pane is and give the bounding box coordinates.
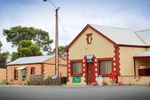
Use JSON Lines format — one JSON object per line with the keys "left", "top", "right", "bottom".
{"left": 100, "top": 61, "right": 107, "bottom": 74}
{"left": 73, "top": 62, "right": 77, "bottom": 74}
{"left": 78, "top": 62, "right": 82, "bottom": 74}
{"left": 22, "top": 69, "right": 27, "bottom": 79}
{"left": 15, "top": 70, "right": 18, "bottom": 79}
{"left": 32, "top": 69, "right": 35, "bottom": 74}
{"left": 107, "top": 61, "right": 112, "bottom": 74}
{"left": 72, "top": 62, "right": 82, "bottom": 74}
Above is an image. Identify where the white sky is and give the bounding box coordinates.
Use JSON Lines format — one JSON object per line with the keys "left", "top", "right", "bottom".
{"left": 0, "top": 0, "right": 150, "bottom": 55}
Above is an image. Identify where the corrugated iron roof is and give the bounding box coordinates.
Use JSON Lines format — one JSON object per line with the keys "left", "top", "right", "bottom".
{"left": 135, "top": 30, "right": 150, "bottom": 45}
{"left": 7, "top": 55, "right": 55, "bottom": 65}
{"left": 90, "top": 24, "right": 147, "bottom": 46}
{"left": 134, "top": 50, "right": 150, "bottom": 57}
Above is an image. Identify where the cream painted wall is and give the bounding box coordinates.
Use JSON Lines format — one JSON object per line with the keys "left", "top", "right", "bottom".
{"left": 118, "top": 76, "right": 150, "bottom": 85}
{"left": 69, "top": 28, "right": 115, "bottom": 60}
{"left": 147, "top": 47, "right": 150, "bottom": 50}
{"left": 68, "top": 27, "right": 115, "bottom": 85}
{"left": 67, "top": 76, "right": 86, "bottom": 86}
{"left": 119, "top": 46, "right": 146, "bottom": 76}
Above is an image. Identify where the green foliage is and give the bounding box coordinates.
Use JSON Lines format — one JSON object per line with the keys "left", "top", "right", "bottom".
{"left": 19, "top": 40, "right": 32, "bottom": 48}
{"left": 3, "top": 26, "right": 53, "bottom": 51}
{"left": 11, "top": 40, "right": 43, "bottom": 61}
{"left": 27, "top": 81, "right": 30, "bottom": 85}
{"left": 0, "top": 41, "right": 2, "bottom": 51}
{"left": 46, "top": 75, "right": 51, "bottom": 85}
{"left": 47, "top": 45, "right": 67, "bottom": 58}
{"left": 0, "top": 52, "right": 10, "bottom": 68}
{"left": 11, "top": 52, "right": 19, "bottom": 61}
{"left": 1, "top": 80, "right": 9, "bottom": 85}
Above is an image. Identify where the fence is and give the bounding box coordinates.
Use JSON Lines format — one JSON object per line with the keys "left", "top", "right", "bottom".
{"left": 44, "top": 76, "right": 61, "bottom": 85}
{"left": 29, "top": 74, "right": 44, "bottom": 85}
{"left": 29, "top": 74, "right": 61, "bottom": 85}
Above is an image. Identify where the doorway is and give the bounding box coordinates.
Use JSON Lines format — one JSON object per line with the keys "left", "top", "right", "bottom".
{"left": 87, "top": 63, "right": 95, "bottom": 84}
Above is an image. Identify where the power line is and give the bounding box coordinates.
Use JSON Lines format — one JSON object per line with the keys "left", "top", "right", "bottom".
{"left": 43, "top": 0, "right": 69, "bottom": 39}
{"left": 58, "top": 17, "right": 70, "bottom": 39}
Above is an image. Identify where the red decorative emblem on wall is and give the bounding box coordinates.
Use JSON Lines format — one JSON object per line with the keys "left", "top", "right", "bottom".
{"left": 86, "top": 33, "right": 93, "bottom": 44}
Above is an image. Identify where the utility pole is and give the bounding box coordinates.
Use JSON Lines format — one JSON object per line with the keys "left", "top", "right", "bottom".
{"left": 43, "top": 0, "right": 60, "bottom": 76}
{"left": 55, "top": 7, "right": 60, "bottom": 76}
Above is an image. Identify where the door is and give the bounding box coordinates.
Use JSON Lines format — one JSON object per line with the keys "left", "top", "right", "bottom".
{"left": 87, "top": 63, "right": 95, "bottom": 84}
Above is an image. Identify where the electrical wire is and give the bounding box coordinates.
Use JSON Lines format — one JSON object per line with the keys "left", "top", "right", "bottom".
{"left": 58, "top": 17, "right": 70, "bottom": 39}
{"left": 44, "top": 0, "right": 70, "bottom": 39}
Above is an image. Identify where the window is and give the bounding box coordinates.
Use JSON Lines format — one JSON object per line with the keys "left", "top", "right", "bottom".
{"left": 31, "top": 69, "right": 35, "bottom": 74}
{"left": 30, "top": 67, "right": 35, "bottom": 74}
{"left": 22, "top": 69, "right": 27, "bottom": 79}
{"left": 72, "top": 62, "right": 82, "bottom": 75}
{"left": 14, "top": 69, "right": 18, "bottom": 80}
{"left": 100, "top": 60, "right": 112, "bottom": 74}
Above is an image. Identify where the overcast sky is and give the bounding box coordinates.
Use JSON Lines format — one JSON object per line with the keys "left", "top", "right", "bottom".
{"left": 0, "top": 0, "right": 150, "bottom": 55}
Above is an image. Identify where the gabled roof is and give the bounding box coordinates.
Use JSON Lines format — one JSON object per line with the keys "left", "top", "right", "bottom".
{"left": 90, "top": 24, "right": 145, "bottom": 46}
{"left": 65, "top": 24, "right": 150, "bottom": 51}
{"left": 7, "top": 55, "right": 55, "bottom": 66}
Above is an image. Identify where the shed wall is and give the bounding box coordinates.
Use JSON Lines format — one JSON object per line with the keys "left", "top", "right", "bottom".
{"left": 0, "top": 68, "right": 6, "bottom": 83}
{"left": 7, "top": 64, "right": 41, "bottom": 84}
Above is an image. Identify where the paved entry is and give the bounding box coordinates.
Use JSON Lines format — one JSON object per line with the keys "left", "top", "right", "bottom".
{"left": 87, "top": 63, "right": 95, "bottom": 83}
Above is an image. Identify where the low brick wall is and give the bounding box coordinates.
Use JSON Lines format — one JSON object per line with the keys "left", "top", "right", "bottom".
{"left": 118, "top": 76, "right": 150, "bottom": 85}
{"left": 0, "top": 68, "right": 6, "bottom": 83}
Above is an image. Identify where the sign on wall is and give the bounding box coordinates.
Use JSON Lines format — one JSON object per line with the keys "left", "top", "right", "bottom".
{"left": 52, "top": 75, "right": 57, "bottom": 79}
{"left": 86, "top": 54, "right": 94, "bottom": 63}
{"left": 72, "top": 77, "right": 81, "bottom": 83}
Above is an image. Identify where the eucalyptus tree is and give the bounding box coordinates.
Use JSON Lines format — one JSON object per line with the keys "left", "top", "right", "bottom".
{"left": 3, "top": 26, "right": 53, "bottom": 51}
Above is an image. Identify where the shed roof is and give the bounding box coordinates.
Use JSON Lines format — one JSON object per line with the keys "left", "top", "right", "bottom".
{"left": 134, "top": 50, "right": 150, "bottom": 57}
{"left": 7, "top": 55, "right": 55, "bottom": 65}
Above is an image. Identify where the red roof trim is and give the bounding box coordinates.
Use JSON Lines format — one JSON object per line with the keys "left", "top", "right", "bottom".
{"left": 118, "top": 44, "right": 150, "bottom": 48}
{"left": 88, "top": 25, "right": 117, "bottom": 46}
{"left": 65, "top": 24, "right": 90, "bottom": 52}
{"left": 133, "top": 56, "right": 150, "bottom": 59}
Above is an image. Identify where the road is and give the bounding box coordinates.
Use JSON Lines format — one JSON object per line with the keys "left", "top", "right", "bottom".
{"left": 0, "top": 85, "right": 150, "bottom": 100}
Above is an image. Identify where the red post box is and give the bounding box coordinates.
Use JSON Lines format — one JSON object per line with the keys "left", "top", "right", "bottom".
{"left": 110, "top": 72, "right": 116, "bottom": 85}
{"left": 110, "top": 72, "right": 116, "bottom": 79}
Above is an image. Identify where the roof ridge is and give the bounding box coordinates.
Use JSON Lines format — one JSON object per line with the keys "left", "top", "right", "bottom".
{"left": 19, "top": 55, "right": 55, "bottom": 59}
{"left": 89, "top": 24, "right": 134, "bottom": 31}
{"left": 135, "top": 29, "right": 150, "bottom": 32}
{"left": 135, "top": 32, "right": 146, "bottom": 45}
